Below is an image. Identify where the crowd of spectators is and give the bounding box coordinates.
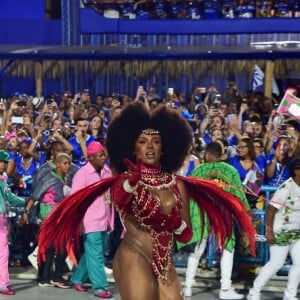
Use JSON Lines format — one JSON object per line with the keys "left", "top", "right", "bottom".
{"left": 83, "top": 0, "right": 300, "bottom": 20}
{"left": 1, "top": 79, "right": 300, "bottom": 266}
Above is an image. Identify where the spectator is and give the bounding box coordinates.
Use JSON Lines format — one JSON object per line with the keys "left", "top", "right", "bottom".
{"left": 21, "top": 140, "right": 78, "bottom": 227}
{"left": 70, "top": 141, "right": 114, "bottom": 298}
{"left": 0, "top": 150, "right": 25, "bottom": 295}
{"left": 88, "top": 114, "right": 105, "bottom": 143}
{"left": 68, "top": 117, "right": 95, "bottom": 168}
{"left": 32, "top": 153, "right": 73, "bottom": 288}
{"left": 11, "top": 140, "right": 46, "bottom": 198}
{"left": 247, "top": 158, "right": 300, "bottom": 300}
{"left": 229, "top": 137, "right": 264, "bottom": 207}
{"left": 265, "top": 135, "right": 292, "bottom": 187}
{"left": 183, "top": 142, "right": 250, "bottom": 299}
{"left": 216, "top": 138, "right": 230, "bottom": 163}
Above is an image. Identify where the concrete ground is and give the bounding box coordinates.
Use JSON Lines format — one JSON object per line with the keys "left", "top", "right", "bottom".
{"left": 7, "top": 265, "right": 295, "bottom": 300}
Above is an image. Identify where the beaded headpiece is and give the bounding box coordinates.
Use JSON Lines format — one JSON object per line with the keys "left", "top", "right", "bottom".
{"left": 142, "top": 129, "right": 160, "bottom": 135}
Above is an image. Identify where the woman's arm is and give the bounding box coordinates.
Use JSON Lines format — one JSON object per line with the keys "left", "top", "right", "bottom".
{"left": 176, "top": 179, "right": 191, "bottom": 228}
{"left": 266, "top": 156, "right": 277, "bottom": 179}
{"left": 265, "top": 205, "right": 277, "bottom": 245}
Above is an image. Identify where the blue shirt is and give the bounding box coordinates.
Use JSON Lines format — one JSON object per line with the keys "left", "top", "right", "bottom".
{"left": 68, "top": 135, "right": 95, "bottom": 168}
{"left": 264, "top": 153, "right": 291, "bottom": 186}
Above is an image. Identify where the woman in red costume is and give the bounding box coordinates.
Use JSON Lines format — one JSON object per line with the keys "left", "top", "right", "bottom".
{"left": 38, "top": 101, "right": 256, "bottom": 300}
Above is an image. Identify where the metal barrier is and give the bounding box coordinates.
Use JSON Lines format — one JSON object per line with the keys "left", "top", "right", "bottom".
{"left": 9, "top": 185, "right": 279, "bottom": 268}
{"left": 207, "top": 185, "right": 278, "bottom": 269}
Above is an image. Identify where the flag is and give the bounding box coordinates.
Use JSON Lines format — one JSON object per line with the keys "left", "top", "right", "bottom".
{"left": 277, "top": 91, "right": 300, "bottom": 119}
{"left": 242, "top": 163, "right": 264, "bottom": 196}
{"left": 252, "top": 64, "right": 264, "bottom": 91}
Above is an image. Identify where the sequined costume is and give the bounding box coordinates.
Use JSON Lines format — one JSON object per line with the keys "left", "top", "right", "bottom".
{"left": 114, "top": 164, "right": 182, "bottom": 283}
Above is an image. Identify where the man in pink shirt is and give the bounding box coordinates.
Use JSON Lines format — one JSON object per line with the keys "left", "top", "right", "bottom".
{"left": 70, "top": 141, "right": 113, "bottom": 299}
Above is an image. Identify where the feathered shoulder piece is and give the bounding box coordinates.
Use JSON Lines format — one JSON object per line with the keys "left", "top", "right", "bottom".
{"left": 177, "top": 175, "right": 256, "bottom": 256}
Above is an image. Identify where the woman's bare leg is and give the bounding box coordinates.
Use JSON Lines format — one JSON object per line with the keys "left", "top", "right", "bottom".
{"left": 113, "top": 233, "right": 159, "bottom": 300}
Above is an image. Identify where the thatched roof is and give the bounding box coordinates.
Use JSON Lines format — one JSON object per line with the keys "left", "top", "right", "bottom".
{"left": 1, "top": 44, "right": 300, "bottom": 80}
{"left": 0, "top": 59, "right": 299, "bottom": 81}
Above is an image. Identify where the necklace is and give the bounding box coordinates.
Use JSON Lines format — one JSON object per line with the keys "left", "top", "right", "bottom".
{"left": 139, "top": 165, "right": 175, "bottom": 190}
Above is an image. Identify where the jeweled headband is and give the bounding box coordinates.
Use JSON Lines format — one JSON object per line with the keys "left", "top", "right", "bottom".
{"left": 142, "top": 129, "right": 160, "bottom": 135}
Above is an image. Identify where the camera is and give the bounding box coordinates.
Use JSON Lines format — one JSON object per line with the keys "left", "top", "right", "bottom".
{"left": 46, "top": 98, "right": 54, "bottom": 105}
{"left": 280, "top": 124, "right": 288, "bottom": 131}
{"left": 43, "top": 129, "right": 51, "bottom": 136}
{"left": 17, "top": 100, "right": 27, "bottom": 107}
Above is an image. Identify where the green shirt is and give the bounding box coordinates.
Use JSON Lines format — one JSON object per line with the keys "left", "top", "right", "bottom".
{"left": 178, "top": 162, "right": 250, "bottom": 251}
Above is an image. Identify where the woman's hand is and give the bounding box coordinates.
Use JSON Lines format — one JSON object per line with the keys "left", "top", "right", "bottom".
{"left": 266, "top": 229, "right": 276, "bottom": 245}
{"left": 123, "top": 159, "right": 142, "bottom": 187}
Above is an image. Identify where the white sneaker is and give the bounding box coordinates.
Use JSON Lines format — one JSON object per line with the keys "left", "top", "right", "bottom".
{"left": 65, "top": 256, "right": 73, "bottom": 271}
{"left": 105, "top": 266, "right": 113, "bottom": 275}
{"left": 28, "top": 252, "right": 38, "bottom": 270}
{"left": 283, "top": 291, "right": 298, "bottom": 300}
{"left": 184, "top": 285, "right": 192, "bottom": 297}
{"left": 246, "top": 290, "right": 261, "bottom": 300}
{"left": 219, "top": 287, "right": 244, "bottom": 300}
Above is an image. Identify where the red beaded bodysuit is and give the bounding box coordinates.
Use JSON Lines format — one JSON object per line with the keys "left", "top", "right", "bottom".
{"left": 116, "top": 164, "right": 183, "bottom": 282}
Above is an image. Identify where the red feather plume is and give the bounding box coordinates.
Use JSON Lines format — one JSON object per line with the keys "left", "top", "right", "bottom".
{"left": 38, "top": 175, "right": 119, "bottom": 265}
{"left": 178, "top": 175, "right": 257, "bottom": 256}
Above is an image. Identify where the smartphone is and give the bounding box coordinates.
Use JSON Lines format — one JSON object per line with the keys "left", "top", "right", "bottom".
{"left": 226, "top": 114, "right": 236, "bottom": 122}
{"left": 44, "top": 114, "right": 51, "bottom": 122}
{"left": 46, "top": 98, "right": 55, "bottom": 105}
{"left": 197, "top": 87, "right": 206, "bottom": 94}
{"left": 211, "top": 102, "right": 220, "bottom": 109}
{"left": 12, "top": 116, "right": 24, "bottom": 124}
{"left": 215, "top": 94, "right": 221, "bottom": 100}
{"left": 168, "top": 88, "right": 174, "bottom": 96}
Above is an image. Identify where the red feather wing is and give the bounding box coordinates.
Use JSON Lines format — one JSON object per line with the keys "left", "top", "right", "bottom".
{"left": 38, "top": 176, "right": 119, "bottom": 265}
{"left": 178, "top": 175, "right": 256, "bottom": 256}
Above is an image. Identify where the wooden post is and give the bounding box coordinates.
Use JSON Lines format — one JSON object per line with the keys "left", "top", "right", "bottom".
{"left": 35, "top": 61, "right": 42, "bottom": 97}
{"left": 265, "top": 61, "right": 274, "bottom": 98}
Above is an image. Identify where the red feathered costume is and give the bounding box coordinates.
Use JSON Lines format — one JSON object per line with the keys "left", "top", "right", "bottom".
{"left": 38, "top": 165, "right": 256, "bottom": 276}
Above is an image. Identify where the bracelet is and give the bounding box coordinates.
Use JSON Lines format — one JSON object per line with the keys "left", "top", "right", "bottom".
{"left": 32, "top": 139, "right": 37, "bottom": 143}
{"left": 174, "top": 220, "right": 187, "bottom": 235}
{"left": 24, "top": 210, "right": 30, "bottom": 214}
{"left": 123, "top": 179, "right": 138, "bottom": 193}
